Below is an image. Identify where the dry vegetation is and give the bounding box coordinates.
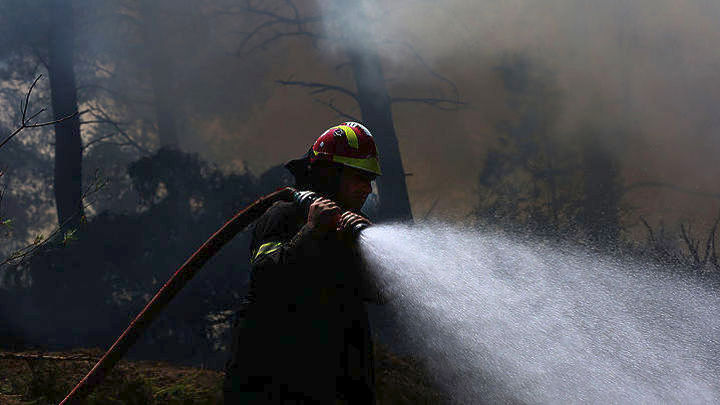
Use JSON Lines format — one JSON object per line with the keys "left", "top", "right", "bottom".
{"left": 0, "top": 348, "right": 223, "bottom": 404}
{"left": 0, "top": 345, "right": 447, "bottom": 404}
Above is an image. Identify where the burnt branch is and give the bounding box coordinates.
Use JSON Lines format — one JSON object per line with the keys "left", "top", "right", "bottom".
{"left": 277, "top": 79, "right": 359, "bottom": 102}
{"left": 84, "top": 105, "right": 150, "bottom": 155}
{"left": 639, "top": 216, "right": 677, "bottom": 262}
{"left": 0, "top": 169, "right": 107, "bottom": 268}
{"left": 639, "top": 216, "right": 656, "bottom": 244}
{"left": 312, "top": 98, "right": 360, "bottom": 122}
{"left": 381, "top": 39, "right": 462, "bottom": 101}
{"left": 391, "top": 96, "right": 466, "bottom": 110}
{"left": 222, "top": 0, "right": 325, "bottom": 55}
{"left": 335, "top": 61, "right": 352, "bottom": 71}
{"left": 699, "top": 214, "right": 720, "bottom": 268}
{"left": 680, "top": 223, "right": 701, "bottom": 265}
{"left": 243, "top": 31, "right": 324, "bottom": 55}
{"left": 0, "top": 75, "right": 86, "bottom": 150}
{"left": 81, "top": 132, "right": 119, "bottom": 152}
{"left": 624, "top": 181, "right": 720, "bottom": 200}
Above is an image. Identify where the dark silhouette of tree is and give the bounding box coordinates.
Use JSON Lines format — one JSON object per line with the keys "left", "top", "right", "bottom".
{"left": 1, "top": 76, "right": 88, "bottom": 268}
{"left": 1, "top": 148, "right": 263, "bottom": 366}
{"left": 476, "top": 54, "right": 623, "bottom": 244}
{"left": 138, "top": 0, "right": 180, "bottom": 148}
{"left": 48, "top": 0, "right": 83, "bottom": 230}
{"left": 0, "top": 0, "right": 94, "bottom": 230}
{"left": 476, "top": 54, "right": 571, "bottom": 235}
{"left": 340, "top": 7, "right": 412, "bottom": 222}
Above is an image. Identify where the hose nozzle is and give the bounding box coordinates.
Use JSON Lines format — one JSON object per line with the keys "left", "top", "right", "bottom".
{"left": 292, "top": 190, "right": 371, "bottom": 238}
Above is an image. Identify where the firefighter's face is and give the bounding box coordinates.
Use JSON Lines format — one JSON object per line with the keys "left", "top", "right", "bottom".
{"left": 336, "top": 167, "right": 374, "bottom": 211}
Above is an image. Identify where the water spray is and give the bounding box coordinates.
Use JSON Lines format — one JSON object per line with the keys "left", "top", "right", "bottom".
{"left": 61, "top": 186, "right": 718, "bottom": 403}
{"left": 359, "top": 223, "right": 720, "bottom": 403}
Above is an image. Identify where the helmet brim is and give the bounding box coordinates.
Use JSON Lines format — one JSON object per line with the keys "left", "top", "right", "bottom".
{"left": 284, "top": 147, "right": 313, "bottom": 185}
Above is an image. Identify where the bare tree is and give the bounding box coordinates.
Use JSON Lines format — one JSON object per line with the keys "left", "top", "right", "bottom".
{"left": 0, "top": 75, "right": 93, "bottom": 268}
{"left": 222, "top": 0, "right": 464, "bottom": 222}
{"left": 48, "top": 0, "right": 84, "bottom": 230}
{"left": 138, "top": 0, "right": 180, "bottom": 148}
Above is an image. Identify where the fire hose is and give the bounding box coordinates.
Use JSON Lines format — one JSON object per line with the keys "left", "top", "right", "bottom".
{"left": 59, "top": 187, "right": 370, "bottom": 404}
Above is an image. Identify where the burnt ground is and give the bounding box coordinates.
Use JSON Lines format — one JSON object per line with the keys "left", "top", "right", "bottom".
{"left": 0, "top": 345, "right": 447, "bottom": 404}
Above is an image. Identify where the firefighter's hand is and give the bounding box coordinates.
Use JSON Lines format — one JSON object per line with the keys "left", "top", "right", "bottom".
{"left": 337, "top": 211, "right": 371, "bottom": 234}
{"left": 307, "top": 198, "right": 341, "bottom": 233}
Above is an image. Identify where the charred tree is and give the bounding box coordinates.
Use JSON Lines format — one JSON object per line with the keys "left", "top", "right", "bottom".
{"left": 329, "top": 0, "right": 412, "bottom": 222}
{"left": 232, "top": 0, "right": 465, "bottom": 222}
{"left": 48, "top": 0, "right": 83, "bottom": 230}
{"left": 347, "top": 48, "right": 413, "bottom": 222}
{"left": 139, "top": 0, "right": 180, "bottom": 149}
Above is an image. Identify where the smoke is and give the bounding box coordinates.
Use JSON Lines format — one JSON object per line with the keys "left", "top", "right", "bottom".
{"left": 361, "top": 223, "right": 720, "bottom": 403}
{"left": 3, "top": 0, "right": 720, "bottom": 239}
{"left": 300, "top": 0, "right": 720, "bottom": 223}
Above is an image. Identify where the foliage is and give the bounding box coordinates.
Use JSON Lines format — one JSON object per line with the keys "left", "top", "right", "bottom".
{"left": 476, "top": 54, "right": 622, "bottom": 245}
{"left": 0, "top": 148, "right": 294, "bottom": 368}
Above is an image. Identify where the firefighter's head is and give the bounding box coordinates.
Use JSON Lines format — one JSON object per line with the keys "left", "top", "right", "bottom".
{"left": 286, "top": 122, "right": 381, "bottom": 210}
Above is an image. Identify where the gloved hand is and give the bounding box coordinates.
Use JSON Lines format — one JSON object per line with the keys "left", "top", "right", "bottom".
{"left": 307, "top": 197, "right": 341, "bottom": 233}
{"left": 337, "top": 211, "right": 371, "bottom": 235}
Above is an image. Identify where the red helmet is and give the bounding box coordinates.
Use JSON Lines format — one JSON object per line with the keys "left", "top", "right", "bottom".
{"left": 309, "top": 122, "right": 382, "bottom": 176}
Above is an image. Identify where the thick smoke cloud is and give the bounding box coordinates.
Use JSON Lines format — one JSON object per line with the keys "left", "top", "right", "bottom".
{"left": 257, "top": 0, "right": 720, "bottom": 225}
{"left": 3, "top": 0, "right": 720, "bottom": 233}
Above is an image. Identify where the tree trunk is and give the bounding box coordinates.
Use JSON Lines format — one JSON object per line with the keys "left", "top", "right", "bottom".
{"left": 348, "top": 47, "right": 413, "bottom": 223}
{"left": 139, "top": 0, "right": 180, "bottom": 149}
{"left": 48, "top": 0, "right": 83, "bottom": 230}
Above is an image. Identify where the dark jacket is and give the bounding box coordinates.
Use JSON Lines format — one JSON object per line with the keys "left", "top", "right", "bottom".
{"left": 224, "top": 201, "right": 382, "bottom": 404}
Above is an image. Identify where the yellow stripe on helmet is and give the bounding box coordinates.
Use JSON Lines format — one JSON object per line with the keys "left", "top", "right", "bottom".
{"left": 338, "top": 125, "right": 359, "bottom": 149}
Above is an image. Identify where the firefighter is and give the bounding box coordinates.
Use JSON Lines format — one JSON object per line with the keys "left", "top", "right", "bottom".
{"left": 224, "top": 122, "right": 385, "bottom": 404}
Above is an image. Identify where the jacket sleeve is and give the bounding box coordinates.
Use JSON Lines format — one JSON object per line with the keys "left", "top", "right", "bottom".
{"left": 248, "top": 202, "right": 388, "bottom": 306}
{"left": 246, "top": 203, "right": 326, "bottom": 306}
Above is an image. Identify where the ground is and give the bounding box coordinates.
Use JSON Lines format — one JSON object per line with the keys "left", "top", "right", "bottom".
{"left": 0, "top": 345, "right": 446, "bottom": 404}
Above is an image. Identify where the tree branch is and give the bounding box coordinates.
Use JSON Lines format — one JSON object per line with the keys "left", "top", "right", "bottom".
{"left": 242, "top": 30, "right": 325, "bottom": 55}
{"left": 82, "top": 132, "right": 119, "bottom": 151}
{"left": 701, "top": 215, "right": 719, "bottom": 265}
{"left": 219, "top": 0, "right": 325, "bottom": 55}
{"left": 624, "top": 181, "right": 720, "bottom": 200}
{"left": 680, "top": 223, "right": 701, "bottom": 265}
{"left": 0, "top": 169, "right": 107, "bottom": 268}
{"left": 312, "top": 98, "right": 360, "bottom": 122}
{"left": 391, "top": 96, "right": 466, "bottom": 110}
{"left": 380, "top": 39, "right": 461, "bottom": 101}
{"left": 277, "top": 79, "right": 359, "bottom": 102}
{"left": 84, "top": 106, "right": 150, "bottom": 155}
{"left": 0, "top": 75, "right": 86, "bottom": 150}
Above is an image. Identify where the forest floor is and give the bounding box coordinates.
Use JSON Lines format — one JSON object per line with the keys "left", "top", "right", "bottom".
{"left": 0, "top": 345, "right": 447, "bottom": 404}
